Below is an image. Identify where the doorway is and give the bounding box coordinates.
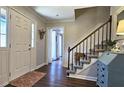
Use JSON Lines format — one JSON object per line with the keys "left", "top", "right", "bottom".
{"left": 52, "top": 29, "right": 63, "bottom": 61}
{"left": 47, "top": 27, "right": 64, "bottom": 64}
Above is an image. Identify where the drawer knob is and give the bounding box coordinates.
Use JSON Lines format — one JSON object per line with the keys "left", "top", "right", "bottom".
{"left": 102, "top": 74, "right": 104, "bottom": 77}
{"left": 100, "top": 81, "right": 104, "bottom": 84}
{"left": 102, "top": 68, "right": 105, "bottom": 71}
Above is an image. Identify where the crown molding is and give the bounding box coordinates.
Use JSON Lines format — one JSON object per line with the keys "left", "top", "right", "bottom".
{"left": 45, "top": 18, "right": 75, "bottom": 23}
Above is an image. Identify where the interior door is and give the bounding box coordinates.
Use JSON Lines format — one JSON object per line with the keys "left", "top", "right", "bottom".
{"left": 10, "top": 9, "right": 31, "bottom": 80}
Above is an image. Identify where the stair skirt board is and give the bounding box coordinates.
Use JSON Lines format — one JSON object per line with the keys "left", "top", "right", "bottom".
{"left": 68, "top": 59, "right": 98, "bottom": 82}
{"left": 76, "top": 58, "right": 97, "bottom": 74}
{"left": 68, "top": 74, "right": 97, "bottom": 81}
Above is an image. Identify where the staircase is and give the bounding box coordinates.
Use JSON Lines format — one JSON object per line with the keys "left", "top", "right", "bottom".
{"left": 67, "top": 16, "right": 112, "bottom": 81}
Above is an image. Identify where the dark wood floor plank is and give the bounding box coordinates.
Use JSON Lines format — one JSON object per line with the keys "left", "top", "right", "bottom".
{"left": 6, "top": 60, "right": 96, "bottom": 87}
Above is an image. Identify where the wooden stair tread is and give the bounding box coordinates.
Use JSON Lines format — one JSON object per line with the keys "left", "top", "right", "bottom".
{"left": 90, "top": 48, "right": 106, "bottom": 52}
{"left": 95, "top": 48, "right": 105, "bottom": 52}
{"left": 88, "top": 54, "right": 98, "bottom": 58}
{"left": 80, "top": 59, "right": 90, "bottom": 64}
{"left": 66, "top": 70, "right": 76, "bottom": 74}
{"left": 74, "top": 65, "right": 83, "bottom": 69}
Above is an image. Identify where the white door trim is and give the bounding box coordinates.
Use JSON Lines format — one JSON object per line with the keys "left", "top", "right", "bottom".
{"left": 46, "top": 27, "right": 64, "bottom": 65}
{"left": 30, "top": 21, "right": 37, "bottom": 71}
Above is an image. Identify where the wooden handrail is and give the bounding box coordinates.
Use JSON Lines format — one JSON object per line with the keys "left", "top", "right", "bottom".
{"left": 70, "top": 17, "right": 111, "bottom": 51}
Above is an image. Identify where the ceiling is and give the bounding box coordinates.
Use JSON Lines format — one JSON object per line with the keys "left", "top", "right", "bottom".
{"left": 31, "top": 6, "right": 92, "bottom": 22}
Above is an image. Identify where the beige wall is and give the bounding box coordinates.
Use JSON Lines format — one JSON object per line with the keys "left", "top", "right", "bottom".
{"left": 46, "top": 7, "right": 110, "bottom": 67}
{"left": 10, "top": 6, "right": 46, "bottom": 66}
{"left": 110, "top": 6, "right": 124, "bottom": 40}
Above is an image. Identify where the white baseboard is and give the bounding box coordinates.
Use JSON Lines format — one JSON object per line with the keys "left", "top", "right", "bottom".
{"left": 35, "top": 62, "right": 47, "bottom": 70}
{"left": 31, "top": 67, "right": 36, "bottom": 72}
{"left": 30, "top": 65, "right": 37, "bottom": 71}
{"left": 62, "top": 62, "right": 68, "bottom": 68}
{"left": 3, "top": 82, "right": 9, "bottom": 86}
{"left": 68, "top": 74, "right": 97, "bottom": 81}
{"left": 0, "top": 81, "right": 9, "bottom": 87}
{"left": 63, "top": 64, "right": 68, "bottom": 68}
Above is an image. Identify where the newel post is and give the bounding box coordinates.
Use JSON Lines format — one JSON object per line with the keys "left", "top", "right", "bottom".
{"left": 68, "top": 47, "right": 70, "bottom": 71}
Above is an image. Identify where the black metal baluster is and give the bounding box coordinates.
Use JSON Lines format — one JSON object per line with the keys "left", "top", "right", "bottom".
{"left": 106, "top": 23, "right": 108, "bottom": 50}
{"left": 109, "top": 19, "right": 112, "bottom": 41}
{"left": 106, "top": 23, "right": 108, "bottom": 42}
{"left": 71, "top": 50, "right": 73, "bottom": 70}
{"left": 67, "top": 47, "right": 70, "bottom": 76}
{"left": 94, "top": 33, "right": 96, "bottom": 54}
{"left": 76, "top": 47, "right": 78, "bottom": 65}
{"left": 83, "top": 42, "right": 85, "bottom": 59}
{"left": 102, "top": 27, "right": 104, "bottom": 49}
{"left": 98, "top": 29, "right": 100, "bottom": 49}
{"left": 86, "top": 39, "right": 88, "bottom": 60}
{"left": 79, "top": 44, "right": 81, "bottom": 65}
{"left": 90, "top": 35, "right": 92, "bottom": 54}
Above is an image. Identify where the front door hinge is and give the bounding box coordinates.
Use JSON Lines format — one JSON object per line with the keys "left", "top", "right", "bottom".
{"left": 9, "top": 44, "right": 11, "bottom": 48}
{"left": 9, "top": 72, "right": 11, "bottom": 77}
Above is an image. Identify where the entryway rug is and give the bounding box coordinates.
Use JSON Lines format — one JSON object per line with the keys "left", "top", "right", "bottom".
{"left": 10, "top": 71, "right": 46, "bottom": 87}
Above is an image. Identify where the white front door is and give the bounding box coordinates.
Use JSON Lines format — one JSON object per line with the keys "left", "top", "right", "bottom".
{"left": 10, "top": 9, "right": 31, "bottom": 80}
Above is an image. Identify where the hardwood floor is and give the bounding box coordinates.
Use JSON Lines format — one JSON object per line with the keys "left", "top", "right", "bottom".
{"left": 6, "top": 60, "right": 96, "bottom": 87}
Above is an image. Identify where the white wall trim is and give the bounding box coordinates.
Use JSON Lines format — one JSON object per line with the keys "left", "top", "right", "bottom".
{"left": 35, "top": 63, "right": 47, "bottom": 70}
{"left": 2, "top": 82, "right": 9, "bottom": 87}
{"left": 76, "top": 58, "right": 97, "bottom": 74}
{"left": 46, "top": 27, "right": 65, "bottom": 66}
{"left": 25, "top": 6, "right": 46, "bottom": 23}
{"left": 63, "top": 64, "right": 68, "bottom": 68}
{"left": 9, "top": 6, "right": 46, "bottom": 23}
{"left": 46, "top": 18, "right": 75, "bottom": 23}
{"left": 68, "top": 74, "right": 97, "bottom": 81}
